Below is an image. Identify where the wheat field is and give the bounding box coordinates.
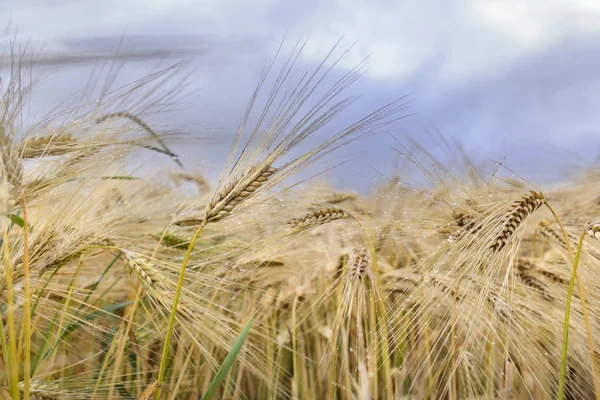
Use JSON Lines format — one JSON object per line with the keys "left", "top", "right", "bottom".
{"left": 1, "top": 45, "right": 600, "bottom": 400}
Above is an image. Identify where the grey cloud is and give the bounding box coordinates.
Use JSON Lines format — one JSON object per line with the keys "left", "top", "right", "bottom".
{"left": 2, "top": 1, "right": 600, "bottom": 191}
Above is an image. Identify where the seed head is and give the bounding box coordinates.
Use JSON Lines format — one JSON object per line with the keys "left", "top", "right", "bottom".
{"left": 585, "top": 221, "right": 600, "bottom": 241}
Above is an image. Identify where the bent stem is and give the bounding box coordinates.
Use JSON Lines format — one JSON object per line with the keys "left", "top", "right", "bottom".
{"left": 155, "top": 221, "right": 206, "bottom": 399}
{"left": 546, "top": 202, "right": 600, "bottom": 399}
{"left": 557, "top": 232, "right": 585, "bottom": 400}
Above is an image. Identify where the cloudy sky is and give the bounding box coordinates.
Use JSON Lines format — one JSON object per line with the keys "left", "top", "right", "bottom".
{"left": 2, "top": 0, "right": 600, "bottom": 189}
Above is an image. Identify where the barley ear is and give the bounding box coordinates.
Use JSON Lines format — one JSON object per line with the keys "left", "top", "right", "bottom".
{"left": 490, "top": 191, "right": 545, "bottom": 252}
{"left": 204, "top": 165, "right": 277, "bottom": 224}
{"left": 288, "top": 207, "right": 349, "bottom": 231}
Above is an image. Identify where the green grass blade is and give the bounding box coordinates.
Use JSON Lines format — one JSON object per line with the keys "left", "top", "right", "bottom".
{"left": 7, "top": 213, "right": 24, "bottom": 228}
{"left": 200, "top": 317, "right": 254, "bottom": 400}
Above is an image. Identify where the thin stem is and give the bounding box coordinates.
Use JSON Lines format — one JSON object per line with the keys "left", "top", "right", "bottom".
{"left": 545, "top": 203, "right": 573, "bottom": 257}
{"left": 558, "top": 232, "right": 585, "bottom": 400}
{"left": 21, "top": 194, "right": 31, "bottom": 400}
{"left": 546, "top": 202, "right": 600, "bottom": 399}
{"left": 155, "top": 221, "right": 206, "bottom": 399}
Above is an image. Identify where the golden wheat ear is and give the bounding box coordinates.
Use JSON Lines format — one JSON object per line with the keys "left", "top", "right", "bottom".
{"left": 490, "top": 191, "right": 545, "bottom": 251}
{"left": 348, "top": 249, "right": 369, "bottom": 281}
{"left": 124, "top": 251, "right": 163, "bottom": 287}
{"left": 204, "top": 165, "right": 277, "bottom": 224}
{"left": 19, "top": 134, "right": 77, "bottom": 158}
{"left": 516, "top": 260, "right": 554, "bottom": 301}
{"left": 288, "top": 207, "right": 349, "bottom": 231}
{"left": 0, "top": 125, "right": 23, "bottom": 198}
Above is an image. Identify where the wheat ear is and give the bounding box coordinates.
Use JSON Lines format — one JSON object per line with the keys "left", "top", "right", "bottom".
{"left": 20, "top": 133, "right": 76, "bottom": 158}
{"left": 124, "top": 252, "right": 162, "bottom": 287}
{"left": 490, "top": 191, "right": 545, "bottom": 251}
{"left": 96, "top": 111, "right": 182, "bottom": 167}
{"left": 516, "top": 264, "right": 553, "bottom": 301}
{"left": 176, "top": 165, "right": 277, "bottom": 227}
{"left": 205, "top": 165, "right": 277, "bottom": 223}
{"left": 155, "top": 166, "right": 277, "bottom": 396}
{"left": 349, "top": 249, "right": 369, "bottom": 281}
{"left": 288, "top": 207, "right": 348, "bottom": 231}
{"left": 0, "top": 125, "right": 23, "bottom": 214}
{"left": 322, "top": 192, "right": 356, "bottom": 205}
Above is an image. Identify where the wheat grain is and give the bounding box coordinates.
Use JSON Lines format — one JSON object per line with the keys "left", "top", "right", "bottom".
{"left": 585, "top": 221, "right": 600, "bottom": 241}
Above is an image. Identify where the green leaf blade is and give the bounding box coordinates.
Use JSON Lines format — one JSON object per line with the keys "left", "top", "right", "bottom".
{"left": 201, "top": 317, "right": 254, "bottom": 400}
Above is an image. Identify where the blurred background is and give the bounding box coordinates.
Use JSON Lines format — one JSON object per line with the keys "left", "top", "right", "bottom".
{"left": 2, "top": 0, "right": 600, "bottom": 190}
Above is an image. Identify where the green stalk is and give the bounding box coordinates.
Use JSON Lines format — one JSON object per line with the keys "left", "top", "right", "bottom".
{"left": 558, "top": 232, "right": 585, "bottom": 400}
{"left": 201, "top": 316, "right": 254, "bottom": 400}
{"left": 546, "top": 201, "right": 599, "bottom": 399}
{"left": 155, "top": 222, "right": 206, "bottom": 399}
